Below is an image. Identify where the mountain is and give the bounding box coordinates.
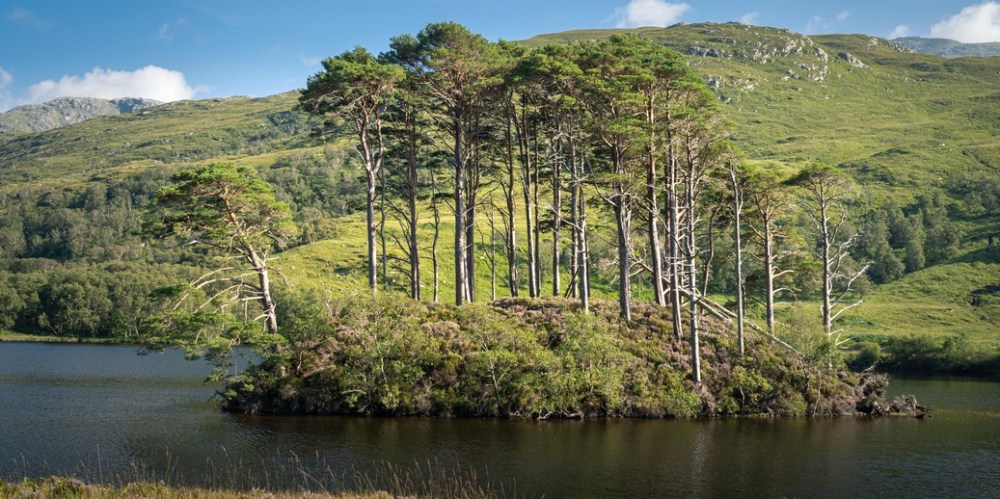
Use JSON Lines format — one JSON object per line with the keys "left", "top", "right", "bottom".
{"left": 893, "top": 36, "right": 1000, "bottom": 58}
{"left": 0, "top": 96, "right": 163, "bottom": 134}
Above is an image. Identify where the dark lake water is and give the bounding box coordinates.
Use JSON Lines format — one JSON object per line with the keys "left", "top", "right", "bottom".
{"left": 1, "top": 342, "right": 999, "bottom": 497}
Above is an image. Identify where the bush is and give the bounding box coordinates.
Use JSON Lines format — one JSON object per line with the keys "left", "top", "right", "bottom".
{"left": 848, "top": 341, "right": 882, "bottom": 371}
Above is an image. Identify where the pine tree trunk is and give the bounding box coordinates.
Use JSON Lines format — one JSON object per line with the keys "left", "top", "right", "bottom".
{"left": 821, "top": 204, "right": 833, "bottom": 336}
{"left": 647, "top": 96, "right": 666, "bottom": 307}
{"left": 249, "top": 248, "right": 278, "bottom": 335}
{"left": 666, "top": 142, "right": 683, "bottom": 340}
{"left": 731, "top": 172, "right": 745, "bottom": 355}
{"left": 763, "top": 228, "right": 776, "bottom": 337}
{"left": 552, "top": 138, "right": 562, "bottom": 297}
{"left": 407, "top": 135, "right": 421, "bottom": 301}
{"left": 579, "top": 181, "right": 590, "bottom": 313}
{"left": 366, "top": 169, "right": 378, "bottom": 292}
{"left": 615, "top": 200, "right": 632, "bottom": 322}
{"left": 686, "top": 154, "right": 701, "bottom": 385}
{"left": 454, "top": 117, "right": 467, "bottom": 306}
{"left": 503, "top": 118, "right": 519, "bottom": 297}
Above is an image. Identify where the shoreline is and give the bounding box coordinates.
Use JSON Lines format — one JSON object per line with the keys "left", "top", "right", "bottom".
{"left": 0, "top": 331, "right": 136, "bottom": 344}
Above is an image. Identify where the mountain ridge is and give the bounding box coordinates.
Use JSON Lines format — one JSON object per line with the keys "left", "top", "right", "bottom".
{"left": 0, "top": 96, "right": 163, "bottom": 134}
{"left": 893, "top": 36, "right": 1000, "bottom": 58}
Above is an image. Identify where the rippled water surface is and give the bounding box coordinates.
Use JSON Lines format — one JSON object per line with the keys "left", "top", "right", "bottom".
{"left": 2, "top": 342, "right": 998, "bottom": 497}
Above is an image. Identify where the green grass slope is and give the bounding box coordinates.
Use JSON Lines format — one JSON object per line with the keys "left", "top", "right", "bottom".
{"left": 527, "top": 23, "right": 1000, "bottom": 201}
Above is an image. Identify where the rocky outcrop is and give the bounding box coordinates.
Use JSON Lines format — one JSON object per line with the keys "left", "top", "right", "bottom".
{"left": 839, "top": 52, "right": 868, "bottom": 68}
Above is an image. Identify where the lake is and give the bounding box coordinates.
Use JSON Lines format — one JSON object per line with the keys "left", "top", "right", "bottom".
{"left": 1, "top": 342, "right": 998, "bottom": 497}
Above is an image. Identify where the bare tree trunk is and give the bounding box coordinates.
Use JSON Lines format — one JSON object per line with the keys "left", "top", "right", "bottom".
{"left": 646, "top": 96, "right": 666, "bottom": 307}
{"left": 488, "top": 200, "right": 497, "bottom": 301}
{"left": 378, "top": 167, "right": 388, "bottom": 290}
{"left": 503, "top": 120, "right": 519, "bottom": 297}
{"left": 248, "top": 248, "right": 278, "bottom": 335}
{"left": 685, "top": 153, "right": 701, "bottom": 385}
{"left": 615, "top": 201, "right": 632, "bottom": 321}
{"left": 465, "top": 120, "right": 481, "bottom": 303}
{"left": 366, "top": 169, "right": 378, "bottom": 292}
{"left": 552, "top": 137, "right": 562, "bottom": 297}
{"left": 453, "top": 117, "right": 468, "bottom": 306}
{"left": 431, "top": 168, "right": 442, "bottom": 304}
{"left": 579, "top": 185, "right": 590, "bottom": 313}
{"left": 612, "top": 144, "right": 632, "bottom": 322}
{"left": 821, "top": 203, "right": 833, "bottom": 336}
{"left": 406, "top": 133, "right": 421, "bottom": 301}
{"left": 730, "top": 167, "right": 746, "bottom": 355}
{"left": 466, "top": 195, "right": 477, "bottom": 302}
{"left": 763, "top": 229, "right": 776, "bottom": 336}
{"left": 518, "top": 108, "right": 539, "bottom": 298}
{"left": 701, "top": 205, "right": 722, "bottom": 298}
{"left": 666, "top": 137, "right": 683, "bottom": 340}
{"left": 532, "top": 127, "right": 542, "bottom": 295}
{"left": 569, "top": 137, "right": 580, "bottom": 299}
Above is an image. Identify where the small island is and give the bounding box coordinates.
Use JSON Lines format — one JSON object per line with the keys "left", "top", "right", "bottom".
{"left": 221, "top": 296, "right": 917, "bottom": 418}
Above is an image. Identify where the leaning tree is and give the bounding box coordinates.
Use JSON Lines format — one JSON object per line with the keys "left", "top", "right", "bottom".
{"left": 149, "top": 163, "right": 296, "bottom": 342}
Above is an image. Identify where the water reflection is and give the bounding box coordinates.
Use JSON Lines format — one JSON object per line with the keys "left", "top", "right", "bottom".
{"left": 2, "top": 343, "right": 999, "bottom": 497}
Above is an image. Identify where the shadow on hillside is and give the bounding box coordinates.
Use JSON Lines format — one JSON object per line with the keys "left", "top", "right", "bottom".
{"left": 952, "top": 244, "right": 1000, "bottom": 265}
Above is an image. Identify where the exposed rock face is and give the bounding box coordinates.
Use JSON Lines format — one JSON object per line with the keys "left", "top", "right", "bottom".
{"left": 0, "top": 97, "right": 162, "bottom": 133}
{"left": 839, "top": 52, "right": 868, "bottom": 68}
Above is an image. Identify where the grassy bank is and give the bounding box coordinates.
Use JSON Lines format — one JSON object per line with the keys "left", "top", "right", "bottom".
{"left": 1, "top": 457, "right": 511, "bottom": 499}
{"left": 0, "top": 478, "right": 387, "bottom": 499}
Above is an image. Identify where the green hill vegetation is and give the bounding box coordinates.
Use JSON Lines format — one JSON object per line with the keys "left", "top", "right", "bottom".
{"left": 0, "top": 21, "right": 997, "bottom": 386}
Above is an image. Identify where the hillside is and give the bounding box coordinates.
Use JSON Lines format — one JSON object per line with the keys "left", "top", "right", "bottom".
{"left": 0, "top": 92, "right": 316, "bottom": 187}
{"left": 526, "top": 23, "right": 1000, "bottom": 199}
{"left": 0, "top": 97, "right": 162, "bottom": 134}
{"left": 0, "top": 22, "right": 997, "bottom": 362}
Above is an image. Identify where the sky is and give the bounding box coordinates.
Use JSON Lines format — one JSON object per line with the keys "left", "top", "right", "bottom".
{"left": 1, "top": 0, "right": 998, "bottom": 111}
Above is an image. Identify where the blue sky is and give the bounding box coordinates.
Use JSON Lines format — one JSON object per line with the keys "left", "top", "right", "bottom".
{"left": 1, "top": 0, "right": 997, "bottom": 110}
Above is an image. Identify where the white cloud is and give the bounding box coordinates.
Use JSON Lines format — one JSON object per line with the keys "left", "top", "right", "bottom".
{"left": 614, "top": 0, "right": 690, "bottom": 28}
{"left": 804, "top": 15, "right": 828, "bottom": 34}
{"left": 5, "top": 7, "right": 52, "bottom": 29}
{"left": 157, "top": 17, "right": 189, "bottom": 41}
{"left": 25, "top": 66, "right": 203, "bottom": 104}
{"left": 890, "top": 25, "right": 910, "bottom": 39}
{"left": 739, "top": 11, "right": 760, "bottom": 25}
{"left": 931, "top": 1, "right": 1000, "bottom": 43}
{"left": 804, "top": 10, "right": 853, "bottom": 34}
